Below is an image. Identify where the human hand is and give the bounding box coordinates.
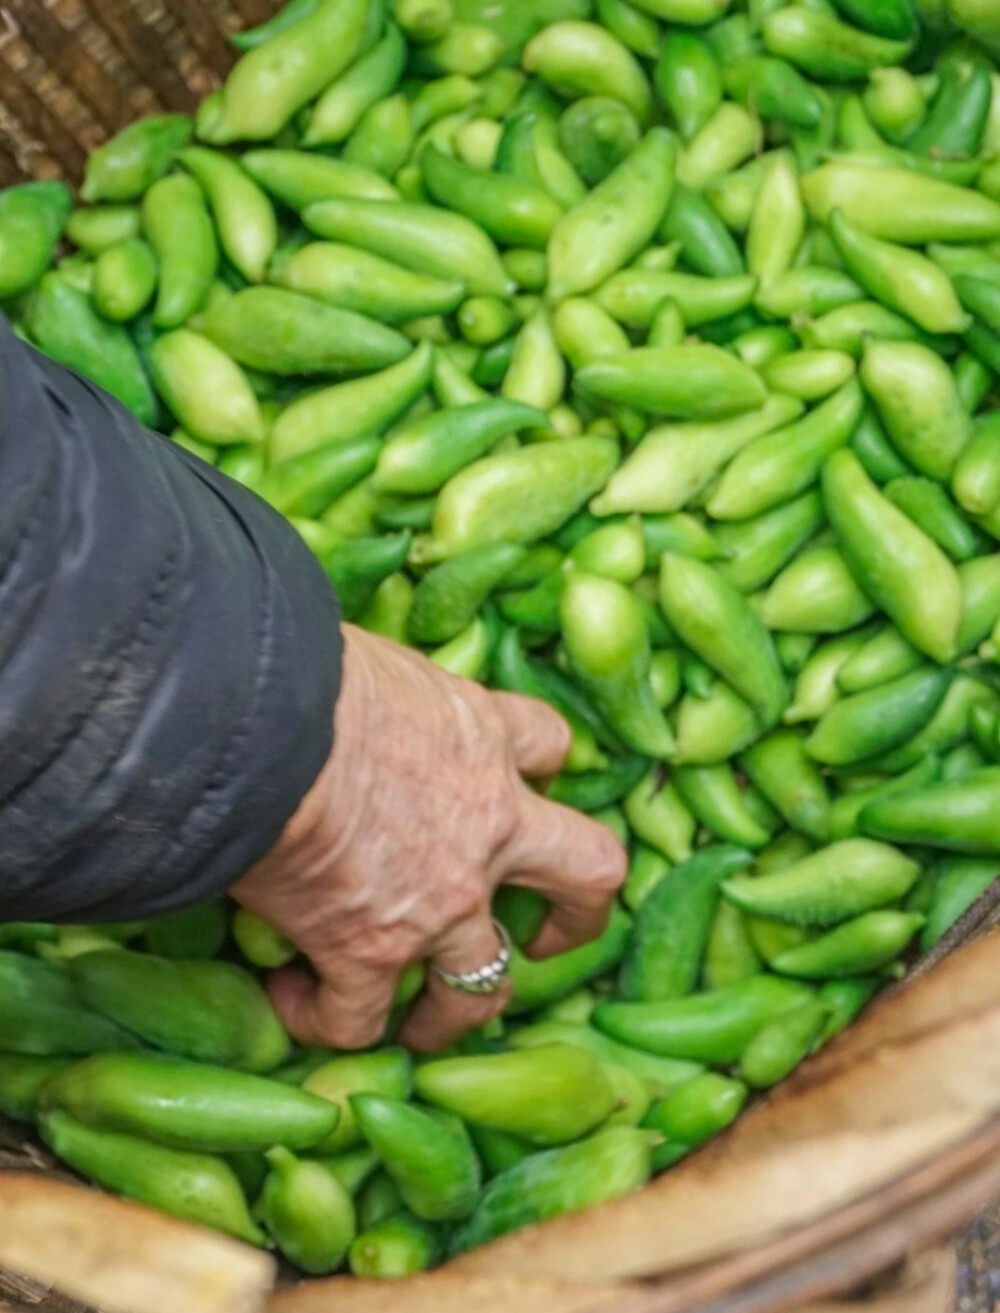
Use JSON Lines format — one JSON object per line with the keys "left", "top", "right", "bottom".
{"left": 231, "top": 624, "right": 627, "bottom": 1052}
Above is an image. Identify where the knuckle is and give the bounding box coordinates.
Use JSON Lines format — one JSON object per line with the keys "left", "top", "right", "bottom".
{"left": 446, "top": 886, "right": 490, "bottom": 928}
{"left": 468, "top": 983, "right": 513, "bottom": 1028}
{"left": 591, "top": 832, "right": 629, "bottom": 893}
{"left": 350, "top": 928, "right": 414, "bottom": 973}
{"left": 441, "top": 984, "right": 511, "bottom": 1035}
{"left": 431, "top": 865, "right": 490, "bottom": 929}
{"left": 480, "top": 787, "right": 520, "bottom": 853}
{"left": 325, "top": 1015, "right": 385, "bottom": 1051}
{"left": 544, "top": 708, "right": 573, "bottom": 754}
{"left": 312, "top": 984, "right": 391, "bottom": 1051}
{"left": 467, "top": 680, "right": 502, "bottom": 720}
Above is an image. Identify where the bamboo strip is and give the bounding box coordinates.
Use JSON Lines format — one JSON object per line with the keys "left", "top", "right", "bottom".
{"left": 3, "top": 0, "right": 129, "bottom": 132}
{"left": 167, "top": 0, "right": 237, "bottom": 85}
{"left": 0, "top": 55, "right": 86, "bottom": 178}
{"left": 78, "top": 0, "right": 195, "bottom": 111}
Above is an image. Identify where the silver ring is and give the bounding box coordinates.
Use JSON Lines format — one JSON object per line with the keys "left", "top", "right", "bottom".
{"left": 431, "top": 918, "right": 513, "bottom": 996}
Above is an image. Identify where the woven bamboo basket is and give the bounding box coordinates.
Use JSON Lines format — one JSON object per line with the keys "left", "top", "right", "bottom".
{"left": 1, "top": 5, "right": 1000, "bottom": 1313}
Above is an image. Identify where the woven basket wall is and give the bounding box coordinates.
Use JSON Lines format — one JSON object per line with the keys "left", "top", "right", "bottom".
{"left": 0, "top": 0, "right": 285, "bottom": 187}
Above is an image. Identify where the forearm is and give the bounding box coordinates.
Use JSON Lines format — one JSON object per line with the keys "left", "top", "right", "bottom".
{"left": 0, "top": 315, "right": 341, "bottom": 923}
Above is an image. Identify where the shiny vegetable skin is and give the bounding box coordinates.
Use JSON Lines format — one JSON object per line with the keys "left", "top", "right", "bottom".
{"left": 422, "top": 145, "right": 564, "bottom": 249}
{"left": 25, "top": 275, "right": 158, "bottom": 426}
{"left": 655, "top": 31, "right": 722, "bottom": 142}
{"left": 659, "top": 553, "right": 788, "bottom": 728}
{"left": 506, "top": 905, "right": 632, "bottom": 1014}
{"left": 179, "top": 147, "right": 278, "bottom": 284}
{"left": 275, "top": 242, "right": 463, "bottom": 323}
{"left": 722, "top": 839, "right": 920, "bottom": 926}
{"left": 818, "top": 977, "right": 879, "bottom": 1041}
{"left": 594, "top": 976, "right": 815, "bottom": 1063}
{"left": 414, "top": 1045, "right": 616, "bottom": 1145}
{"left": 883, "top": 477, "right": 983, "bottom": 563}
{"left": 829, "top": 208, "right": 969, "bottom": 336}
{"left": 771, "top": 911, "right": 924, "bottom": 977}
{"left": 142, "top": 174, "right": 217, "bottom": 329}
{"left": 0, "top": 952, "right": 141, "bottom": 1058}
{"left": 449, "top": 1127, "right": 654, "bottom": 1255}
{"left": 303, "top": 1050, "right": 415, "bottom": 1155}
{"left": 741, "top": 730, "right": 831, "bottom": 840}
{"left": 40, "top": 1110, "right": 265, "bottom": 1245}
{"left": 241, "top": 150, "right": 400, "bottom": 207}
{"left": 255, "top": 438, "right": 381, "bottom": 520}
{"left": 0, "top": 1055, "right": 72, "bottom": 1124}
{"left": 591, "top": 397, "right": 803, "bottom": 517}
{"left": 303, "top": 198, "right": 512, "bottom": 296}
{"left": 92, "top": 238, "right": 157, "bottom": 322}
{"left": 409, "top": 544, "right": 526, "bottom": 644}
{"left": 822, "top": 450, "right": 963, "bottom": 665}
{"left": 707, "top": 379, "right": 864, "bottom": 520}
{"left": 619, "top": 845, "right": 753, "bottom": 1001}
{"left": 575, "top": 345, "right": 767, "bottom": 421}
{"left": 258, "top": 1146, "right": 356, "bottom": 1274}
{"left": 38, "top": 1053, "right": 339, "bottom": 1152}
{"left": 861, "top": 340, "right": 972, "bottom": 483}
{"left": 921, "top": 856, "right": 999, "bottom": 950}
{"left": 349, "top": 1212, "right": 442, "bottom": 1278}
{"left": 560, "top": 94, "right": 643, "bottom": 184}
{"left": 375, "top": 399, "right": 545, "bottom": 495}
{"left": 0, "top": 182, "right": 72, "bottom": 300}
{"left": 704, "top": 901, "right": 762, "bottom": 990}
{"left": 860, "top": 767, "right": 1000, "bottom": 854}
{"left": 508, "top": 1021, "right": 703, "bottom": 1098}
{"left": 65, "top": 205, "right": 141, "bottom": 256}
{"left": 806, "top": 666, "right": 954, "bottom": 767}
{"left": 270, "top": 341, "right": 434, "bottom": 460}
{"left": 762, "top": 9, "right": 913, "bottom": 82}
{"left": 561, "top": 572, "right": 677, "bottom": 759}
{"left": 200, "top": 287, "right": 409, "bottom": 376}
{"left": 351, "top": 1093, "right": 481, "bottom": 1221}
{"left": 321, "top": 532, "right": 412, "bottom": 621}
{"left": 802, "top": 163, "right": 1000, "bottom": 244}
{"left": 81, "top": 116, "right": 192, "bottom": 203}
{"left": 232, "top": 909, "right": 296, "bottom": 968}
{"left": 546, "top": 128, "right": 676, "bottom": 301}
{"left": 70, "top": 950, "right": 290, "bottom": 1073}
{"left": 149, "top": 329, "right": 265, "bottom": 446}
{"left": 209, "top": 0, "right": 370, "bottom": 143}
{"left": 739, "top": 997, "right": 829, "bottom": 1087}
{"left": 429, "top": 437, "right": 619, "bottom": 556}
{"left": 672, "top": 764, "right": 772, "bottom": 848}
{"left": 522, "top": 22, "right": 653, "bottom": 123}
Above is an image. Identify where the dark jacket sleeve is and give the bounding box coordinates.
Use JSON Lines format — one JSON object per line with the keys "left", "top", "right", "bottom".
{"left": 0, "top": 315, "right": 342, "bottom": 924}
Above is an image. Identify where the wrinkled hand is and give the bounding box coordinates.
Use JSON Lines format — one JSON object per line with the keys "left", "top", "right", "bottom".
{"left": 231, "top": 624, "right": 627, "bottom": 1052}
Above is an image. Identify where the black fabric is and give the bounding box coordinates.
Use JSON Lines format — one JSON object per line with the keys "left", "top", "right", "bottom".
{"left": 0, "top": 315, "right": 341, "bottom": 922}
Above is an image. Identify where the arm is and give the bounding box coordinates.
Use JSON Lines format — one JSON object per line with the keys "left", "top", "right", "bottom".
{"left": 0, "top": 314, "right": 340, "bottom": 922}
{"left": 233, "top": 624, "right": 627, "bottom": 1051}
{"left": 1, "top": 313, "right": 626, "bottom": 1050}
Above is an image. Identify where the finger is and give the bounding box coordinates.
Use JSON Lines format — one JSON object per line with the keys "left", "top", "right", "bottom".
{"left": 500, "top": 789, "right": 627, "bottom": 959}
{"left": 527, "top": 898, "right": 611, "bottom": 961}
{"left": 268, "top": 957, "right": 399, "bottom": 1051}
{"left": 490, "top": 689, "right": 572, "bottom": 778}
{"left": 398, "top": 912, "right": 512, "bottom": 1053}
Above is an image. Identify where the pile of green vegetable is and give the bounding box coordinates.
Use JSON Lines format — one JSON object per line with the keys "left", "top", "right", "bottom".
{"left": 2, "top": 0, "right": 1000, "bottom": 1280}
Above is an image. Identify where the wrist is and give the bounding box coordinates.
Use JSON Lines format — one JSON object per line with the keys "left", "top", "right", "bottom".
{"left": 235, "top": 625, "right": 373, "bottom": 895}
